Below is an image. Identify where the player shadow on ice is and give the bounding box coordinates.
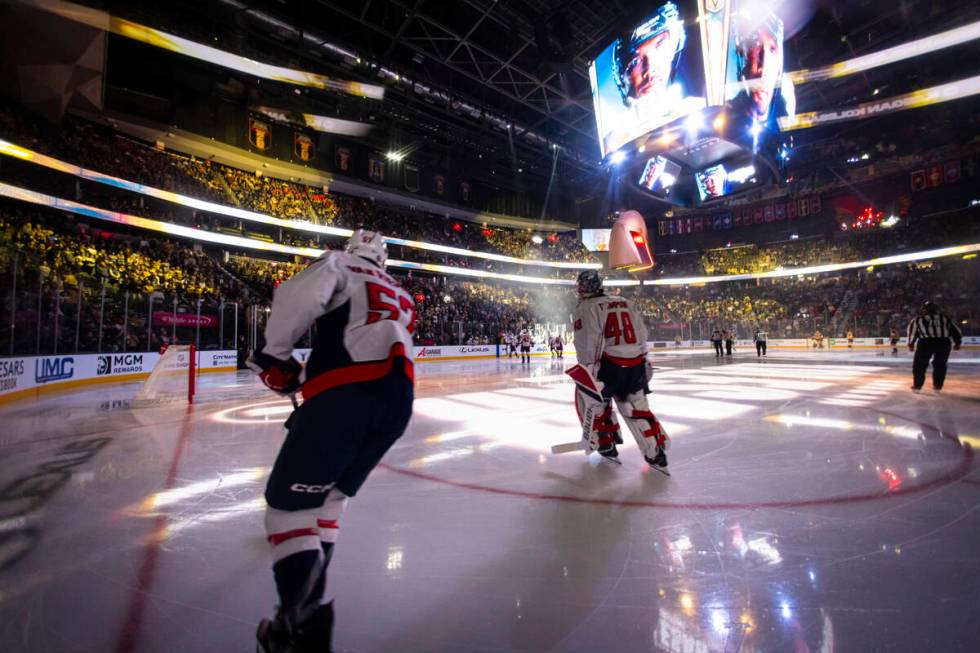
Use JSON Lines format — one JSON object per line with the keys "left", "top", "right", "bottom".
{"left": 381, "top": 464, "right": 675, "bottom": 652}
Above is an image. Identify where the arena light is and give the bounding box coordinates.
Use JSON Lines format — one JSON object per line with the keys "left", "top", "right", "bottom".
{"left": 646, "top": 242, "right": 980, "bottom": 286}
{"left": 253, "top": 106, "right": 372, "bottom": 137}
{"left": 0, "top": 139, "right": 600, "bottom": 270}
{"left": 609, "top": 150, "right": 627, "bottom": 166}
{"left": 0, "top": 181, "right": 586, "bottom": 285}
{"left": 780, "top": 75, "right": 980, "bottom": 131}
{"left": 788, "top": 20, "right": 980, "bottom": 85}
{"left": 18, "top": 0, "right": 385, "bottom": 100}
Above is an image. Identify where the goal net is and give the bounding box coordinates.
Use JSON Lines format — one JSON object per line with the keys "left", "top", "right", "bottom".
{"left": 132, "top": 344, "right": 197, "bottom": 407}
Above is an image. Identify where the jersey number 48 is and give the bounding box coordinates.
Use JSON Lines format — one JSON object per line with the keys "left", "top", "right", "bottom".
{"left": 604, "top": 311, "right": 637, "bottom": 345}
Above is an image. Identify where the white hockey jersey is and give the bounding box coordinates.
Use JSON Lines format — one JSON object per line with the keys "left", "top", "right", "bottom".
{"left": 573, "top": 295, "right": 648, "bottom": 370}
{"left": 263, "top": 252, "right": 415, "bottom": 398}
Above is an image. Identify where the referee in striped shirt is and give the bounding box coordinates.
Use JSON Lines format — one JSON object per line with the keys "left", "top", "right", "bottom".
{"left": 907, "top": 301, "right": 962, "bottom": 393}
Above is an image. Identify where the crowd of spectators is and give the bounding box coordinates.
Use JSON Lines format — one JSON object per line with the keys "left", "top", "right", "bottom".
{"left": 0, "top": 104, "right": 594, "bottom": 264}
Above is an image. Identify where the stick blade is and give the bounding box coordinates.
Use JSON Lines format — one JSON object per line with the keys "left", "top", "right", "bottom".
{"left": 551, "top": 441, "right": 586, "bottom": 455}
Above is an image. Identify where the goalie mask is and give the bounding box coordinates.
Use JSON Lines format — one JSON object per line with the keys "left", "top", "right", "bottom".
{"left": 576, "top": 270, "right": 604, "bottom": 299}
{"left": 346, "top": 229, "right": 387, "bottom": 266}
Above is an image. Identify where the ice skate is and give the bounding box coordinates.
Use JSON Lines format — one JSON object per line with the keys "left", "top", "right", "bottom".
{"left": 597, "top": 442, "right": 622, "bottom": 465}
{"left": 257, "top": 603, "right": 334, "bottom": 653}
{"left": 644, "top": 448, "right": 670, "bottom": 476}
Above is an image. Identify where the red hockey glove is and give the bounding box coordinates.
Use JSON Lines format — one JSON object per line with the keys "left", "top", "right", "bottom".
{"left": 247, "top": 351, "right": 302, "bottom": 395}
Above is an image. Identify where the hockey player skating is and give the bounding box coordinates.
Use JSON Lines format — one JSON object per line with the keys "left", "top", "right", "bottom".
{"left": 567, "top": 270, "right": 669, "bottom": 474}
{"left": 247, "top": 230, "right": 415, "bottom": 652}
{"left": 519, "top": 330, "right": 533, "bottom": 364}
{"left": 506, "top": 331, "right": 518, "bottom": 358}
{"left": 554, "top": 334, "right": 564, "bottom": 359}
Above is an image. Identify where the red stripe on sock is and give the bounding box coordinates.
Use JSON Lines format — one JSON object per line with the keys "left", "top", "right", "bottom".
{"left": 317, "top": 519, "right": 339, "bottom": 529}
{"left": 267, "top": 527, "right": 318, "bottom": 546}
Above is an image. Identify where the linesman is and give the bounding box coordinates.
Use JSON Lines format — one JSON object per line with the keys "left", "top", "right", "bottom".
{"left": 907, "top": 301, "right": 962, "bottom": 393}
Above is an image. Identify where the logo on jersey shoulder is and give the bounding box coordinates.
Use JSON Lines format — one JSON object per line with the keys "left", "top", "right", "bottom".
{"left": 290, "top": 483, "right": 333, "bottom": 494}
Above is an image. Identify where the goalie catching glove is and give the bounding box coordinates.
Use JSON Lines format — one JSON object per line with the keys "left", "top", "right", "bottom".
{"left": 247, "top": 351, "right": 302, "bottom": 395}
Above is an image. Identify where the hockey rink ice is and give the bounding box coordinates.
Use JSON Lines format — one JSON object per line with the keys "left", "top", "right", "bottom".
{"left": 1, "top": 349, "right": 979, "bottom": 652}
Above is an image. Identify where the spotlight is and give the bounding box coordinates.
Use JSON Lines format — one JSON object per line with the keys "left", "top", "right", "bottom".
{"left": 609, "top": 150, "right": 627, "bottom": 165}
{"left": 386, "top": 151, "right": 405, "bottom": 162}
{"left": 685, "top": 113, "right": 702, "bottom": 136}
{"left": 712, "top": 113, "right": 726, "bottom": 131}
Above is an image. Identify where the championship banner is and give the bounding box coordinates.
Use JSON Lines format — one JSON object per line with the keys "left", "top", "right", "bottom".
{"left": 694, "top": 216, "right": 704, "bottom": 232}
{"left": 658, "top": 221, "right": 667, "bottom": 237}
{"left": 944, "top": 159, "right": 961, "bottom": 183}
{"left": 926, "top": 164, "right": 943, "bottom": 187}
{"left": 459, "top": 181, "right": 471, "bottom": 203}
{"left": 405, "top": 165, "right": 420, "bottom": 192}
{"left": 433, "top": 174, "right": 446, "bottom": 197}
{"left": 764, "top": 205, "right": 774, "bottom": 222}
{"left": 248, "top": 118, "right": 271, "bottom": 151}
{"left": 809, "top": 195, "right": 821, "bottom": 215}
{"left": 335, "top": 146, "right": 351, "bottom": 172}
{"left": 787, "top": 200, "right": 798, "bottom": 218}
{"left": 293, "top": 132, "right": 314, "bottom": 162}
{"left": 799, "top": 198, "right": 810, "bottom": 217}
{"left": 368, "top": 156, "right": 385, "bottom": 183}
{"left": 753, "top": 208, "right": 763, "bottom": 224}
{"left": 775, "top": 203, "right": 786, "bottom": 220}
{"left": 721, "top": 213, "right": 732, "bottom": 229}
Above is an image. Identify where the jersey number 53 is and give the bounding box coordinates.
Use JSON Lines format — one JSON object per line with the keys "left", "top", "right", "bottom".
{"left": 365, "top": 282, "right": 416, "bottom": 333}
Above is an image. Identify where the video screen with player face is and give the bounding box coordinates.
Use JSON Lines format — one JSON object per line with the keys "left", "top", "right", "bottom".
{"left": 695, "top": 161, "right": 758, "bottom": 202}
{"left": 637, "top": 155, "right": 682, "bottom": 196}
{"left": 589, "top": 1, "right": 706, "bottom": 158}
{"left": 724, "top": 8, "right": 795, "bottom": 133}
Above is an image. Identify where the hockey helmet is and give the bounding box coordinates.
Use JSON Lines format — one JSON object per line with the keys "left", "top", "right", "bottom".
{"left": 347, "top": 228, "right": 387, "bottom": 266}
{"left": 576, "top": 269, "right": 603, "bottom": 299}
{"left": 613, "top": 2, "right": 685, "bottom": 103}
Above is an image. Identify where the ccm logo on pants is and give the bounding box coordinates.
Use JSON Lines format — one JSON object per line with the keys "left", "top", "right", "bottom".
{"left": 289, "top": 483, "right": 333, "bottom": 493}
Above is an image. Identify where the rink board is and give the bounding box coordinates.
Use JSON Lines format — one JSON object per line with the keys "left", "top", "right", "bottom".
{"left": 0, "top": 351, "right": 237, "bottom": 403}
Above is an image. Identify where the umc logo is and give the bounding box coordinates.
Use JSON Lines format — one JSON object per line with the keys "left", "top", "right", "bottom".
{"left": 35, "top": 357, "right": 74, "bottom": 384}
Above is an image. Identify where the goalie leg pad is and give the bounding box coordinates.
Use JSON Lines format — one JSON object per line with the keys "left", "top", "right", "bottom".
{"left": 575, "top": 386, "right": 618, "bottom": 451}
{"left": 614, "top": 391, "right": 669, "bottom": 457}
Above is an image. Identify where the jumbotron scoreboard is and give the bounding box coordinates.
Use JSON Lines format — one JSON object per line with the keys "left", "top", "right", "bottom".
{"left": 589, "top": 0, "right": 794, "bottom": 208}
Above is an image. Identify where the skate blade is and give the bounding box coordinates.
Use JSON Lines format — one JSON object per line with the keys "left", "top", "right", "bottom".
{"left": 649, "top": 464, "right": 670, "bottom": 477}
{"left": 599, "top": 454, "right": 622, "bottom": 465}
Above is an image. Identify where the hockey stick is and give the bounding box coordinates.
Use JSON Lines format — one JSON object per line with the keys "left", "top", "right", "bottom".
{"left": 551, "top": 399, "right": 597, "bottom": 455}
{"left": 550, "top": 440, "right": 587, "bottom": 454}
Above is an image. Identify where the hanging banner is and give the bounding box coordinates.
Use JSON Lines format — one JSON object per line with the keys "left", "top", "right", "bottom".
{"left": 459, "top": 181, "right": 471, "bottom": 203}
{"left": 335, "top": 146, "right": 352, "bottom": 172}
{"left": 433, "top": 174, "right": 446, "bottom": 197}
{"left": 293, "top": 132, "right": 314, "bottom": 162}
{"left": 368, "top": 156, "right": 385, "bottom": 183}
{"left": 944, "top": 159, "right": 961, "bottom": 183}
{"left": 405, "top": 165, "right": 420, "bottom": 192}
{"left": 248, "top": 118, "right": 271, "bottom": 151}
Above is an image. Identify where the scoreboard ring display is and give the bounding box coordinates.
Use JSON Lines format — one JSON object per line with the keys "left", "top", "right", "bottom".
{"left": 589, "top": 0, "right": 795, "bottom": 207}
